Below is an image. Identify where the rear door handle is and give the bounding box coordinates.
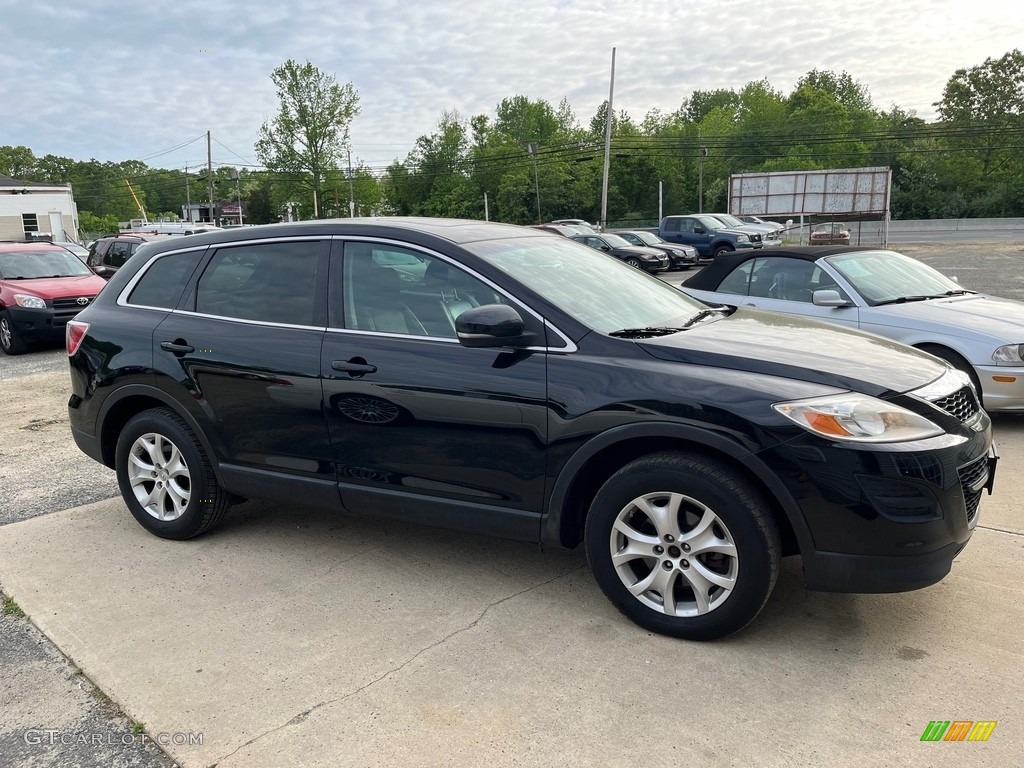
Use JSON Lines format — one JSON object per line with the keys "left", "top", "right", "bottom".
{"left": 160, "top": 341, "right": 195, "bottom": 355}
{"left": 332, "top": 360, "right": 377, "bottom": 375}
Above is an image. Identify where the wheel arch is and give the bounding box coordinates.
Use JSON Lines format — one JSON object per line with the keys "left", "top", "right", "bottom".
{"left": 96, "top": 385, "right": 223, "bottom": 483}
{"left": 912, "top": 342, "right": 983, "bottom": 398}
{"left": 544, "top": 423, "right": 810, "bottom": 558}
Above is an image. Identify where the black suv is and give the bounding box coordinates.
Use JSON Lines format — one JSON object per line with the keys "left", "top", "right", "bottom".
{"left": 67, "top": 219, "right": 996, "bottom": 640}
{"left": 87, "top": 232, "right": 175, "bottom": 278}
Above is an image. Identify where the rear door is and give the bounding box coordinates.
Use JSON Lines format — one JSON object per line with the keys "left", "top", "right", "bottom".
{"left": 151, "top": 236, "right": 336, "bottom": 506}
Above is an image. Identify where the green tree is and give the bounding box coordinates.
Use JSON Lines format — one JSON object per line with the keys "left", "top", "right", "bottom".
{"left": 0, "top": 145, "right": 36, "bottom": 178}
{"left": 255, "top": 59, "right": 360, "bottom": 218}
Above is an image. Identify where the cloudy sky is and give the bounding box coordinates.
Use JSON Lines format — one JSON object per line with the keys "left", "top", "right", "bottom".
{"left": 2, "top": 0, "right": 1021, "bottom": 174}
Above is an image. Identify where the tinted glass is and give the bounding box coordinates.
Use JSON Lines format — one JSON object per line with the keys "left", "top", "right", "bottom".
{"left": 195, "top": 241, "right": 320, "bottom": 325}
{"left": 108, "top": 241, "right": 133, "bottom": 267}
{"left": 337, "top": 243, "right": 504, "bottom": 338}
{"left": 127, "top": 251, "right": 203, "bottom": 308}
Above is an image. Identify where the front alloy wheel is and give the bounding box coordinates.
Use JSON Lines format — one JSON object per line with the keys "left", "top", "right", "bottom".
{"left": 610, "top": 492, "right": 738, "bottom": 617}
{"left": 585, "top": 452, "right": 780, "bottom": 640}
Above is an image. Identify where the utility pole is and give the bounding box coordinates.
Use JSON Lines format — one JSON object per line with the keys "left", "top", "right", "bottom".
{"left": 184, "top": 164, "right": 191, "bottom": 221}
{"left": 207, "top": 131, "right": 214, "bottom": 225}
{"left": 599, "top": 47, "right": 616, "bottom": 232}
{"left": 229, "top": 169, "right": 243, "bottom": 226}
{"left": 347, "top": 148, "right": 355, "bottom": 217}
{"left": 484, "top": 191, "right": 489, "bottom": 221}
{"left": 698, "top": 127, "right": 706, "bottom": 214}
{"left": 527, "top": 142, "right": 541, "bottom": 223}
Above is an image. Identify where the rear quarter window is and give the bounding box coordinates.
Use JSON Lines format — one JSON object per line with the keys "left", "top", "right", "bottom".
{"left": 126, "top": 251, "right": 204, "bottom": 309}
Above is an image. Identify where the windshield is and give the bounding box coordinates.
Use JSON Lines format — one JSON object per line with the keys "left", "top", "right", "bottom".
{"left": 601, "top": 234, "right": 631, "bottom": 248}
{"left": 827, "top": 250, "right": 964, "bottom": 305}
{"left": 466, "top": 236, "right": 707, "bottom": 334}
{"left": 631, "top": 231, "right": 661, "bottom": 246}
{"left": 714, "top": 214, "right": 746, "bottom": 228}
{"left": 0, "top": 249, "right": 94, "bottom": 279}
{"left": 697, "top": 216, "right": 725, "bottom": 231}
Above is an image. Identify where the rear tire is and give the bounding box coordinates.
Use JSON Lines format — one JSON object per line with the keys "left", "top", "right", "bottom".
{"left": 115, "top": 408, "right": 231, "bottom": 539}
{"left": 0, "top": 311, "right": 28, "bottom": 355}
{"left": 584, "top": 451, "right": 781, "bottom": 640}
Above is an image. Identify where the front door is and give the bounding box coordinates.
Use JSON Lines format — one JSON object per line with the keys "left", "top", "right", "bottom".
{"left": 320, "top": 240, "right": 549, "bottom": 541}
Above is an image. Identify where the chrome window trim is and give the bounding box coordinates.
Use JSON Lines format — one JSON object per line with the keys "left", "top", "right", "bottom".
{"left": 168, "top": 309, "right": 327, "bottom": 332}
{"left": 328, "top": 235, "right": 578, "bottom": 354}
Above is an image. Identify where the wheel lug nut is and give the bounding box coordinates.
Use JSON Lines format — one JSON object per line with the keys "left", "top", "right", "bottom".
{"left": 681, "top": 559, "right": 689, "bottom": 568}
{"left": 662, "top": 561, "right": 673, "bottom": 570}
{"left": 664, "top": 534, "right": 675, "bottom": 543}
{"left": 653, "top": 545, "right": 664, "bottom": 555}
{"left": 682, "top": 544, "right": 691, "bottom": 553}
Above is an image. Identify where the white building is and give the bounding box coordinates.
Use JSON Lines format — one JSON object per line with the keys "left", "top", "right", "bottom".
{"left": 0, "top": 175, "right": 80, "bottom": 243}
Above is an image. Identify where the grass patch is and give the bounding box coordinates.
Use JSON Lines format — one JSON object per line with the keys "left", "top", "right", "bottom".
{"left": 131, "top": 721, "right": 146, "bottom": 734}
{"left": 2, "top": 595, "right": 25, "bottom": 618}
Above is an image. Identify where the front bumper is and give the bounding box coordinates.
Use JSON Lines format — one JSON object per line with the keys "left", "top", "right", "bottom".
{"left": 5, "top": 305, "right": 67, "bottom": 342}
{"left": 766, "top": 422, "right": 995, "bottom": 593}
{"left": 976, "top": 363, "right": 1024, "bottom": 412}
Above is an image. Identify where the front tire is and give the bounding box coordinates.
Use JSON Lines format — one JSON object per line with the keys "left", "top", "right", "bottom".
{"left": 712, "top": 245, "right": 734, "bottom": 259}
{"left": 584, "top": 452, "right": 780, "bottom": 640}
{"left": 115, "top": 408, "right": 231, "bottom": 539}
{"left": 0, "top": 311, "right": 27, "bottom": 355}
{"left": 918, "top": 345, "right": 984, "bottom": 407}
{"left": 624, "top": 257, "right": 643, "bottom": 269}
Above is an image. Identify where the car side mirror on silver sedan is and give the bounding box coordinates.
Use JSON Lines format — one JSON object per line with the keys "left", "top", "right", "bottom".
{"left": 812, "top": 289, "right": 851, "bottom": 307}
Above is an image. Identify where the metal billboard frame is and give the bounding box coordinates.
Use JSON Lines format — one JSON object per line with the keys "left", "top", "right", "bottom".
{"left": 728, "top": 167, "right": 892, "bottom": 245}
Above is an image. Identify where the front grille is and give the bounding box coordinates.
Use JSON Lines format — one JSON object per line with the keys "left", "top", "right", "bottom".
{"left": 52, "top": 296, "right": 95, "bottom": 322}
{"left": 931, "top": 386, "right": 980, "bottom": 422}
{"left": 958, "top": 456, "right": 988, "bottom": 525}
{"left": 749, "top": 233, "right": 762, "bottom": 243}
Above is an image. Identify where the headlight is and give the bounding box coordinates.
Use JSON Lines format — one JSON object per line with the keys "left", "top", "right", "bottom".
{"left": 992, "top": 344, "right": 1024, "bottom": 364}
{"left": 736, "top": 235, "right": 749, "bottom": 242}
{"left": 671, "top": 249, "right": 683, "bottom": 256}
{"left": 772, "top": 393, "right": 943, "bottom": 443}
{"left": 13, "top": 294, "right": 46, "bottom": 309}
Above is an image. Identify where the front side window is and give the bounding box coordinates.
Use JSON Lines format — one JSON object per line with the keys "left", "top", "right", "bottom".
{"left": 195, "top": 241, "right": 320, "bottom": 326}
{"left": 337, "top": 243, "right": 504, "bottom": 338}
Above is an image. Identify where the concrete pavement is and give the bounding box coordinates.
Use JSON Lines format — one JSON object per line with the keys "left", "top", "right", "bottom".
{"left": 1, "top": 415, "right": 1021, "bottom": 767}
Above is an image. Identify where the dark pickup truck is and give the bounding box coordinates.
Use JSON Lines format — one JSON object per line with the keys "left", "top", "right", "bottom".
{"left": 658, "top": 214, "right": 760, "bottom": 260}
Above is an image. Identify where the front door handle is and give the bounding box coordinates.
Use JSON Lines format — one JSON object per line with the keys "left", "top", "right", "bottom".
{"left": 160, "top": 340, "right": 195, "bottom": 355}
{"left": 332, "top": 359, "right": 377, "bottom": 376}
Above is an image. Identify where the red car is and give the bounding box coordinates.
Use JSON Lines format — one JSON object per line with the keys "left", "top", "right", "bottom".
{"left": 0, "top": 241, "right": 108, "bottom": 355}
{"left": 809, "top": 223, "right": 851, "bottom": 245}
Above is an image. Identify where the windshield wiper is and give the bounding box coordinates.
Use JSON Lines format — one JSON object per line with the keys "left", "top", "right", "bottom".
{"left": 679, "top": 308, "right": 723, "bottom": 328}
{"left": 609, "top": 326, "right": 689, "bottom": 339}
{"left": 873, "top": 295, "right": 933, "bottom": 306}
{"left": 938, "top": 289, "right": 975, "bottom": 296}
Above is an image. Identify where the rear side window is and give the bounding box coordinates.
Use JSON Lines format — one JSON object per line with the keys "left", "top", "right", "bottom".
{"left": 127, "top": 251, "right": 204, "bottom": 308}
{"left": 195, "top": 241, "right": 321, "bottom": 326}
{"left": 662, "top": 218, "right": 680, "bottom": 232}
{"left": 108, "top": 241, "right": 133, "bottom": 267}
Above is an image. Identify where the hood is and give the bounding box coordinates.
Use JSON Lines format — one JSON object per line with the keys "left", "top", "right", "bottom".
{"left": 9, "top": 274, "right": 108, "bottom": 298}
{"left": 871, "top": 293, "right": 1024, "bottom": 342}
{"left": 615, "top": 245, "right": 667, "bottom": 258}
{"left": 639, "top": 307, "right": 945, "bottom": 397}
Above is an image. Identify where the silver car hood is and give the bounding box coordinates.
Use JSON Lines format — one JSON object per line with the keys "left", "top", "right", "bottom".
{"left": 867, "top": 294, "right": 1024, "bottom": 342}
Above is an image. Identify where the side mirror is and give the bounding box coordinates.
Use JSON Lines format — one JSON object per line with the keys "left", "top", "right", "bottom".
{"left": 600, "top": 245, "right": 610, "bottom": 252}
{"left": 456, "top": 304, "right": 530, "bottom": 348}
{"left": 812, "top": 289, "right": 850, "bottom": 307}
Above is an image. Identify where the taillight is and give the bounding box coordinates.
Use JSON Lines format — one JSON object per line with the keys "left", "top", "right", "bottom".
{"left": 67, "top": 320, "right": 89, "bottom": 356}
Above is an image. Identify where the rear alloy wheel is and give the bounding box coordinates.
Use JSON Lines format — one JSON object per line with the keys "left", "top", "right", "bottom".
{"left": 0, "top": 311, "right": 27, "bottom": 355}
{"left": 585, "top": 452, "right": 780, "bottom": 640}
{"left": 115, "top": 408, "right": 231, "bottom": 539}
{"left": 624, "top": 257, "right": 643, "bottom": 269}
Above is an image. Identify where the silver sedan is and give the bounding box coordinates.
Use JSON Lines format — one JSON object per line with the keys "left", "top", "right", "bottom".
{"left": 681, "top": 246, "right": 1024, "bottom": 411}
